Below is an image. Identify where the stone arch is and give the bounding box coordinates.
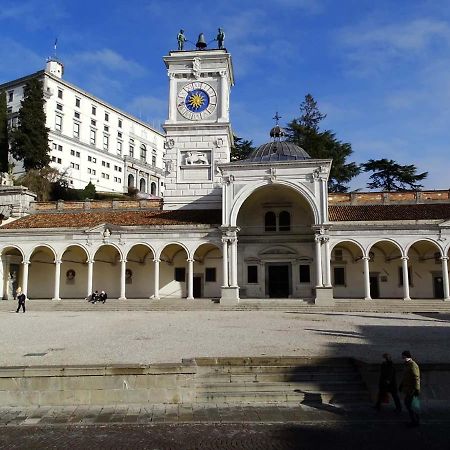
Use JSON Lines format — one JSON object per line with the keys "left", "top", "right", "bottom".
{"left": 158, "top": 243, "right": 189, "bottom": 298}
{"left": 1, "top": 245, "right": 25, "bottom": 300}
{"left": 330, "top": 239, "right": 365, "bottom": 256}
{"left": 126, "top": 243, "right": 156, "bottom": 298}
{"left": 60, "top": 244, "right": 90, "bottom": 299}
{"left": 28, "top": 245, "right": 58, "bottom": 299}
{"left": 193, "top": 243, "right": 222, "bottom": 298}
{"left": 0, "top": 244, "right": 25, "bottom": 260}
{"left": 229, "top": 180, "right": 320, "bottom": 227}
{"left": 139, "top": 178, "right": 146, "bottom": 193}
{"left": 366, "top": 239, "right": 403, "bottom": 256}
{"left": 93, "top": 244, "right": 123, "bottom": 298}
{"left": 406, "top": 239, "right": 444, "bottom": 299}
{"left": 151, "top": 182, "right": 157, "bottom": 196}
{"left": 128, "top": 174, "right": 135, "bottom": 188}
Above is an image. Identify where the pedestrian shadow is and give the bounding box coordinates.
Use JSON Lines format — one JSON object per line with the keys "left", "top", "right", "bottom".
{"left": 295, "top": 390, "right": 346, "bottom": 416}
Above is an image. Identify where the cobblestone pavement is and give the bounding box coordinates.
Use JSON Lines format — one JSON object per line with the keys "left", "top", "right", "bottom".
{"left": 1, "top": 310, "right": 450, "bottom": 366}
{"left": 1, "top": 421, "right": 450, "bottom": 450}
{"left": 1, "top": 405, "right": 450, "bottom": 449}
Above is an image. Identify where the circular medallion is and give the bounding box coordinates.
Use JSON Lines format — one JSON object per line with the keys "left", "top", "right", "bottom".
{"left": 177, "top": 82, "right": 217, "bottom": 120}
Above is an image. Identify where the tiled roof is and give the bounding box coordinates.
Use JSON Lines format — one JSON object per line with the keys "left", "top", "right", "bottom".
{"left": 2, "top": 209, "right": 222, "bottom": 229}
{"left": 329, "top": 204, "right": 450, "bottom": 222}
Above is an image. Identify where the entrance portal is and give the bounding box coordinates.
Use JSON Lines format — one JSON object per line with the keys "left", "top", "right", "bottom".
{"left": 266, "top": 264, "right": 291, "bottom": 298}
{"left": 193, "top": 276, "right": 202, "bottom": 298}
{"left": 369, "top": 275, "right": 380, "bottom": 299}
{"left": 433, "top": 275, "right": 444, "bottom": 299}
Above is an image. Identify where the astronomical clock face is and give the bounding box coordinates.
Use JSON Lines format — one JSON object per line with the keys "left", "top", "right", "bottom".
{"left": 177, "top": 82, "right": 217, "bottom": 120}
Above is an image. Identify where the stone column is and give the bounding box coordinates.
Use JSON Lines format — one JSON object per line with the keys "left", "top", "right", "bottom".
{"left": 153, "top": 259, "right": 160, "bottom": 299}
{"left": 187, "top": 258, "right": 194, "bottom": 300}
{"left": 363, "top": 256, "right": 371, "bottom": 300}
{"left": 315, "top": 236, "right": 323, "bottom": 287}
{"left": 222, "top": 238, "right": 229, "bottom": 287}
{"left": 220, "top": 71, "right": 228, "bottom": 121}
{"left": 441, "top": 256, "right": 450, "bottom": 301}
{"left": 230, "top": 237, "right": 238, "bottom": 287}
{"left": 87, "top": 259, "right": 94, "bottom": 298}
{"left": 168, "top": 73, "right": 177, "bottom": 121}
{"left": 401, "top": 256, "right": 411, "bottom": 300}
{"left": 119, "top": 259, "right": 127, "bottom": 300}
{"left": 22, "top": 261, "right": 30, "bottom": 297}
{"left": 53, "top": 259, "right": 62, "bottom": 301}
{"left": 323, "top": 237, "right": 332, "bottom": 287}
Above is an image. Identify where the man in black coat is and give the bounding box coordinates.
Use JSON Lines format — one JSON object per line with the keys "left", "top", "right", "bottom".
{"left": 15, "top": 287, "right": 26, "bottom": 313}
{"left": 375, "top": 353, "right": 402, "bottom": 411}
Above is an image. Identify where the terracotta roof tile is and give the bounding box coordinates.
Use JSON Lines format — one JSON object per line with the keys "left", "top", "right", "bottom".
{"left": 2, "top": 209, "right": 222, "bottom": 229}
{"left": 329, "top": 204, "right": 450, "bottom": 221}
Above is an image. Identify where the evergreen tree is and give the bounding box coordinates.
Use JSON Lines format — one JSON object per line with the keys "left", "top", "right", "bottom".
{"left": 0, "top": 90, "right": 8, "bottom": 173}
{"left": 82, "top": 181, "right": 96, "bottom": 199}
{"left": 286, "top": 94, "right": 360, "bottom": 192}
{"left": 230, "top": 135, "right": 255, "bottom": 161}
{"left": 361, "top": 158, "right": 428, "bottom": 191}
{"left": 10, "top": 78, "right": 50, "bottom": 170}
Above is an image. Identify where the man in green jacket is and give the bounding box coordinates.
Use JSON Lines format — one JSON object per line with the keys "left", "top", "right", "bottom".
{"left": 399, "top": 350, "right": 420, "bottom": 427}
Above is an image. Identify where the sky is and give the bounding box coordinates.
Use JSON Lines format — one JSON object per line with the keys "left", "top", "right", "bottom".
{"left": 0, "top": 0, "right": 449, "bottom": 190}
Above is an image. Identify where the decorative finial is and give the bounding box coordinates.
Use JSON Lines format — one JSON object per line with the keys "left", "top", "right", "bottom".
{"left": 273, "top": 112, "right": 282, "bottom": 126}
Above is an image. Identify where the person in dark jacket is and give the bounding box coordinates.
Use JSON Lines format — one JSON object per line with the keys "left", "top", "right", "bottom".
{"left": 99, "top": 290, "right": 107, "bottom": 303}
{"left": 15, "top": 287, "right": 26, "bottom": 313}
{"left": 399, "top": 350, "right": 421, "bottom": 427}
{"left": 375, "top": 353, "right": 402, "bottom": 411}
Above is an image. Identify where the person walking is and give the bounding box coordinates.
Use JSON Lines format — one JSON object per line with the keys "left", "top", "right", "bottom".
{"left": 399, "top": 350, "right": 421, "bottom": 427}
{"left": 15, "top": 287, "right": 26, "bottom": 313}
{"left": 375, "top": 353, "right": 402, "bottom": 411}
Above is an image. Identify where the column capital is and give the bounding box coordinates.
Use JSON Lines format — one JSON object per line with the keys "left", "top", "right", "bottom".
{"left": 22, "top": 260, "right": 30, "bottom": 265}
{"left": 120, "top": 258, "right": 127, "bottom": 263}
{"left": 54, "top": 259, "right": 62, "bottom": 265}
{"left": 153, "top": 258, "right": 161, "bottom": 264}
{"left": 362, "top": 256, "right": 371, "bottom": 261}
{"left": 187, "top": 258, "right": 195, "bottom": 263}
{"left": 87, "top": 258, "right": 95, "bottom": 264}
{"left": 401, "top": 256, "right": 409, "bottom": 261}
{"left": 441, "top": 256, "right": 449, "bottom": 261}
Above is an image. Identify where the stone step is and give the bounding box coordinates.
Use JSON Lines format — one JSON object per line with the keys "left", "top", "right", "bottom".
{"left": 196, "top": 372, "right": 363, "bottom": 383}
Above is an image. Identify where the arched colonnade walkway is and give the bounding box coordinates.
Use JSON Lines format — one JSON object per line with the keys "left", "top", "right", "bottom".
{"left": 1, "top": 241, "right": 222, "bottom": 300}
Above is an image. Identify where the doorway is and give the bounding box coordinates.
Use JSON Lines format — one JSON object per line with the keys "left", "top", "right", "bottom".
{"left": 266, "top": 263, "right": 291, "bottom": 298}
{"left": 369, "top": 274, "right": 380, "bottom": 299}
{"left": 193, "top": 276, "right": 202, "bottom": 298}
{"left": 433, "top": 275, "right": 444, "bottom": 299}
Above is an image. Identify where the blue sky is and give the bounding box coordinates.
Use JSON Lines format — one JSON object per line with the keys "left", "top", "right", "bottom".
{"left": 1, "top": 0, "right": 449, "bottom": 190}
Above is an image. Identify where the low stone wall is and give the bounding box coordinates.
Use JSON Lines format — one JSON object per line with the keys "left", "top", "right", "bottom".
{"left": 0, "top": 362, "right": 196, "bottom": 407}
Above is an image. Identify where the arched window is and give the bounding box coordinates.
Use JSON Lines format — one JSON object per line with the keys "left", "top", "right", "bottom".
{"left": 279, "top": 211, "right": 291, "bottom": 231}
{"left": 139, "top": 178, "right": 146, "bottom": 192}
{"left": 265, "top": 211, "right": 276, "bottom": 232}
{"left": 128, "top": 174, "right": 135, "bottom": 188}
{"left": 140, "top": 144, "right": 147, "bottom": 162}
{"left": 151, "top": 182, "right": 157, "bottom": 195}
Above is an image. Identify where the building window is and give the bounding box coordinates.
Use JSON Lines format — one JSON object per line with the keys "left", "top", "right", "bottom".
{"left": 56, "top": 103, "right": 63, "bottom": 111}
{"left": 104, "top": 125, "right": 109, "bottom": 132}
{"left": 129, "top": 145, "right": 134, "bottom": 158}
{"left": 105, "top": 112, "right": 109, "bottom": 122}
{"left": 118, "top": 118, "right": 122, "bottom": 128}
{"left": 74, "top": 111, "right": 80, "bottom": 119}
{"left": 118, "top": 131, "right": 122, "bottom": 138}
{"left": 265, "top": 212, "right": 276, "bottom": 232}
{"left": 57, "top": 158, "right": 61, "bottom": 164}
{"left": 88, "top": 156, "right": 96, "bottom": 163}
{"left": 92, "top": 105, "right": 96, "bottom": 115}
{"left": 299, "top": 265, "right": 311, "bottom": 283}
{"left": 140, "top": 144, "right": 147, "bottom": 161}
{"left": 101, "top": 172, "right": 110, "bottom": 179}
{"left": 247, "top": 265, "right": 258, "bottom": 283}
{"left": 70, "top": 162, "right": 80, "bottom": 170}
{"left": 279, "top": 211, "right": 291, "bottom": 231}
{"left": 117, "top": 141, "right": 122, "bottom": 154}
{"left": 90, "top": 129, "right": 96, "bottom": 145}
{"left": 333, "top": 267, "right": 346, "bottom": 286}
{"left": 91, "top": 119, "right": 97, "bottom": 127}
{"left": 70, "top": 149, "right": 75, "bottom": 156}
{"left": 103, "top": 134, "right": 109, "bottom": 150}
{"left": 114, "top": 176, "right": 122, "bottom": 183}
{"left": 55, "top": 115, "right": 62, "bottom": 131}
{"left": 205, "top": 268, "right": 216, "bottom": 282}
{"left": 175, "top": 267, "right": 186, "bottom": 282}
{"left": 57, "top": 89, "right": 63, "bottom": 99}
{"left": 73, "top": 122, "right": 80, "bottom": 138}
{"left": 8, "top": 91, "right": 13, "bottom": 103}
{"left": 152, "top": 155, "right": 156, "bottom": 166}
{"left": 334, "top": 249, "right": 343, "bottom": 262}
{"left": 398, "top": 267, "right": 412, "bottom": 286}
{"left": 151, "top": 182, "right": 157, "bottom": 195}
{"left": 75, "top": 98, "right": 81, "bottom": 108}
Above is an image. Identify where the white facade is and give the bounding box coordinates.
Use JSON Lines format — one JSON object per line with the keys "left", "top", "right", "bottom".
{"left": 1, "top": 49, "right": 450, "bottom": 306}
{"left": 2, "top": 59, "right": 165, "bottom": 195}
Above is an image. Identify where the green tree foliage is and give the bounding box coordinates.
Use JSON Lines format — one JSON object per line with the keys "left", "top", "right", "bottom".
{"left": 230, "top": 135, "right": 255, "bottom": 161}
{"left": 82, "top": 181, "right": 96, "bottom": 199}
{"left": 0, "top": 91, "right": 8, "bottom": 173}
{"left": 361, "top": 158, "right": 428, "bottom": 191}
{"left": 16, "top": 167, "right": 63, "bottom": 201}
{"left": 286, "top": 94, "right": 360, "bottom": 192}
{"left": 10, "top": 78, "right": 50, "bottom": 170}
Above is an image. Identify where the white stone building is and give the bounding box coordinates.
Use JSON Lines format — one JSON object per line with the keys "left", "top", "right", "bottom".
{"left": 1, "top": 58, "right": 165, "bottom": 195}
{"left": 0, "top": 48, "right": 450, "bottom": 306}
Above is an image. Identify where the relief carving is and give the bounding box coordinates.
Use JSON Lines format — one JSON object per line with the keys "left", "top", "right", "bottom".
{"left": 185, "top": 151, "right": 209, "bottom": 165}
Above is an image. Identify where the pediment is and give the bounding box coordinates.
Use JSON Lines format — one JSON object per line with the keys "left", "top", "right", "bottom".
{"left": 259, "top": 245, "right": 298, "bottom": 256}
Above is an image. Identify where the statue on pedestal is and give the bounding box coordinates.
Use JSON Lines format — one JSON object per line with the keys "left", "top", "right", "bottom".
{"left": 177, "top": 29, "right": 186, "bottom": 51}
{"left": 216, "top": 28, "right": 225, "bottom": 49}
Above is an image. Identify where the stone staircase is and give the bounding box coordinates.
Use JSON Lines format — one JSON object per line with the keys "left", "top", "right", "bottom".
{"left": 1, "top": 298, "right": 450, "bottom": 313}
{"left": 193, "top": 357, "right": 371, "bottom": 407}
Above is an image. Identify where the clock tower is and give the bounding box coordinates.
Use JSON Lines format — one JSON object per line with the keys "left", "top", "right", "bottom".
{"left": 162, "top": 49, "right": 234, "bottom": 210}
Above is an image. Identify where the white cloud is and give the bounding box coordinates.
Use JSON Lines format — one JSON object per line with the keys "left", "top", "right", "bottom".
{"left": 127, "top": 95, "right": 167, "bottom": 127}
{"left": 69, "top": 49, "right": 147, "bottom": 77}
{"left": 0, "top": 39, "right": 43, "bottom": 80}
